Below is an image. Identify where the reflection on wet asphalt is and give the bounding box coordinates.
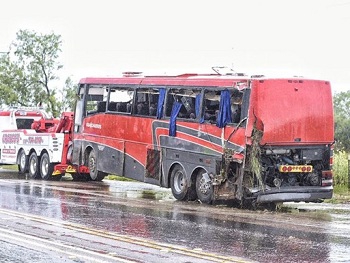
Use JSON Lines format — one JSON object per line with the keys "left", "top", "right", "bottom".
{"left": 0, "top": 176, "right": 349, "bottom": 263}
{"left": 0, "top": 240, "right": 82, "bottom": 263}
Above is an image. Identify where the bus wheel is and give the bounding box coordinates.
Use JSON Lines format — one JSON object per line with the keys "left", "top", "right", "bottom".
{"left": 18, "top": 149, "right": 28, "bottom": 174}
{"left": 170, "top": 164, "right": 190, "bottom": 201}
{"left": 28, "top": 152, "right": 40, "bottom": 179}
{"left": 40, "top": 152, "right": 54, "bottom": 180}
{"left": 88, "top": 150, "right": 106, "bottom": 181}
{"left": 195, "top": 170, "right": 213, "bottom": 204}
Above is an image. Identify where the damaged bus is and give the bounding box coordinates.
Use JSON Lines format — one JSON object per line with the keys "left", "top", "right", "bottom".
{"left": 72, "top": 70, "right": 334, "bottom": 207}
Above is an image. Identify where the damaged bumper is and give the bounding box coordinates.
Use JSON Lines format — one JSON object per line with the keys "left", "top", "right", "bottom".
{"left": 252, "top": 186, "right": 333, "bottom": 203}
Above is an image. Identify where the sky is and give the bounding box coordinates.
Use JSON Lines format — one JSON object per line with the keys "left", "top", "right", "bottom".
{"left": 1, "top": 0, "right": 350, "bottom": 93}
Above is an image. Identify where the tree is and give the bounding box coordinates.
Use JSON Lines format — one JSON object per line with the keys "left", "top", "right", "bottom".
{"left": 333, "top": 91, "right": 350, "bottom": 152}
{"left": 57, "top": 76, "right": 77, "bottom": 113}
{"left": 0, "top": 30, "right": 64, "bottom": 116}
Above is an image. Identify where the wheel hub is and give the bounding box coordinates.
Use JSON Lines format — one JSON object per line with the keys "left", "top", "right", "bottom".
{"left": 174, "top": 171, "right": 185, "bottom": 193}
{"left": 199, "top": 178, "right": 211, "bottom": 194}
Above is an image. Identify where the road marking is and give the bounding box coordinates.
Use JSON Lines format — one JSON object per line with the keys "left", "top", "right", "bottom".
{"left": 0, "top": 207, "right": 254, "bottom": 263}
{"left": 0, "top": 228, "right": 136, "bottom": 263}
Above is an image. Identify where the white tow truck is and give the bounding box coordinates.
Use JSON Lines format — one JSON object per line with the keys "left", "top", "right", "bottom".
{"left": 0, "top": 107, "right": 85, "bottom": 180}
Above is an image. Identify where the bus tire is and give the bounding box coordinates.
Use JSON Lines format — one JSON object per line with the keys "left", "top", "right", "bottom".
{"left": 40, "top": 152, "right": 54, "bottom": 180}
{"left": 88, "top": 150, "right": 106, "bottom": 181}
{"left": 18, "top": 149, "right": 28, "bottom": 174}
{"left": 170, "top": 164, "right": 190, "bottom": 201}
{"left": 195, "top": 170, "right": 213, "bottom": 204}
{"left": 28, "top": 152, "right": 40, "bottom": 179}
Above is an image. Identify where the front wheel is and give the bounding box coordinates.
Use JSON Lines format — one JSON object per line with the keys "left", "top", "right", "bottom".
{"left": 28, "top": 152, "right": 40, "bottom": 179}
{"left": 195, "top": 170, "right": 213, "bottom": 204}
{"left": 40, "top": 152, "right": 55, "bottom": 180}
{"left": 88, "top": 150, "right": 107, "bottom": 181}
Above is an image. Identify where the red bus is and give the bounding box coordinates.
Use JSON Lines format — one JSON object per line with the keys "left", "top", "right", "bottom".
{"left": 71, "top": 71, "right": 334, "bottom": 206}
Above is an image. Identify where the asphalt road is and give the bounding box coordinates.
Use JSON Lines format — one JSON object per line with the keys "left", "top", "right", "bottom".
{"left": 0, "top": 169, "right": 349, "bottom": 262}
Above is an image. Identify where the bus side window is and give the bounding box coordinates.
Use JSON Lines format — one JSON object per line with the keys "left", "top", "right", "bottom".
{"left": 109, "top": 87, "right": 134, "bottom": 114}
{"left": 97, "top": 101, "right": 106, "bottom": 113}
{"left": 136, "top": 102, "right": 148, "bottom": 115}
{"left": 108, "top": 102, "right": 117, "bottom": 111}
{"left": 165, "top": 94, "right": 174, "bottom": 117}
{"left": 165, "top": 88, "right": 199, "bottom": 120}
{"left": 149, "top": 103, "right": 157, "bottom": 116}
{"left": 231, "top": 89, "right": 243, "bottom": 123}
{"left": 134, "top": 88, "right": 160, "bottom": 117}
{"left": 86, "top": 96, "right": 104, "bottom": 115}
{"left": 135, "top": 88, "right": 151, "bottom": 116}
{"left": 84, "top": 85, "right": 105, "bottom": 115}
{"left": 203, "top": 90, "right": 220, "bottom": 123}
{"left": 178, "top": 96, "right": 195, "bottom": 119}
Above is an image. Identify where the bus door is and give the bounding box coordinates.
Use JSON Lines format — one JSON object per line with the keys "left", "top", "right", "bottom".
{"left": 133, "top": 86, "right": 165, "bottom": 185}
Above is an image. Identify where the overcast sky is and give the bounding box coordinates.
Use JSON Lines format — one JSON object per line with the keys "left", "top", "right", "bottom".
{"left": 1, "top": 0, "right": 349, "bottom": 92}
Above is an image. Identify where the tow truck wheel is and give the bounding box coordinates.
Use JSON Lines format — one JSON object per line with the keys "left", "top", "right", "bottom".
{"left": 40, "top": 152, "right": 54, "bottom": 180}
{"left": 195, "top": 170, "right": 213, "bottom": 204}
{"left": 170, "top": 164, "right": 190, "bottom": 201}
{"left": 28, "top": 152, "right": 40, "bottom": 179}
{"left": 18, "top": 149, "right": 28, "bottom": 174}
{"left": 88, "top": 150, "right": 106, "bottom": 181}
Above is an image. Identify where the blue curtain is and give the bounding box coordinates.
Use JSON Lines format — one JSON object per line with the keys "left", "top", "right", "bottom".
{"left": 169, "top": 102, "right": 182, "bottom": 136}
{"left": 216, "top": 89, "right": 232, "bottom": 128}
{"left": 195, "top": 94, "right": 204, "bottom": 123}
{"left": 156, "top": 88, "right": 166, "bottom": 119}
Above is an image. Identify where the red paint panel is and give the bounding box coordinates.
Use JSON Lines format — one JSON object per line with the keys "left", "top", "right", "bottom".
{"left": 80, "top": 113, "right": 247, "bottom": 164}
{"left": 250, "top": 79, "right": 334, "bottom": 145}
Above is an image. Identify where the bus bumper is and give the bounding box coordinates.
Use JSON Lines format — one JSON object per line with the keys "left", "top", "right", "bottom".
{"left": 254, "top": 186, "right": 333, "bottom": 203}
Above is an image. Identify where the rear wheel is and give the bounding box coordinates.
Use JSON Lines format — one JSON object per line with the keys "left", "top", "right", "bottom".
{"left": 40, "top": 152, "right": 55, "bottom": 180}
{"left": 17, "top": 149, "right": 28, "bottom": 174}
{"left": 28, "top": 152, "right": 40, "bottom": 179}
{"left": 195, "top": 170, "right": 213, "bottom": 204}
{"left": 170, "top": 164, "right": 192, "bottom": 201}
{"left": 88, "top": 150, "right": 106, "bottom": 181}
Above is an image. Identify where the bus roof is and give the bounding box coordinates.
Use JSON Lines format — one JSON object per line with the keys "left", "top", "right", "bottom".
{"left": 78, "top": 73, "right": 252, "bottom": 87}
{"left": 79, "top": 73, "right": 329, "bottom": 88}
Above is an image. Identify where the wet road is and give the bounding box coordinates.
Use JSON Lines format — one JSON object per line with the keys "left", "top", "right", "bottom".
{"left": 0, "top": 170, "right": 349, "bottom": 263}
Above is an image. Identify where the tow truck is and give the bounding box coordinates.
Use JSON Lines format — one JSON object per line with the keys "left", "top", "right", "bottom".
{"left": 0, "top": 107, "right": 89, "bottom": 180}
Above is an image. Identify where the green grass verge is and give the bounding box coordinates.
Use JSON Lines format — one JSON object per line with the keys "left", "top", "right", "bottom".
{"left": 106, "top": 175, "right": 135, "bottom": 181}
{"left": 0, "top": 164, "right": 18, "bottom": 171}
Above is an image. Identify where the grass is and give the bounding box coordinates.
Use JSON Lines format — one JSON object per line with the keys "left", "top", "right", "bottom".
{"left": 333, "top": 151, "right": 349, "bottom": 185}
{"left": 106, "top": 175, "right": 135, "bottom": 181}
{"left": 0, "top": 164, "right": 18, "bottom": 170}
{"left": 328, "top": 151, "right": 350, "bottom": 203}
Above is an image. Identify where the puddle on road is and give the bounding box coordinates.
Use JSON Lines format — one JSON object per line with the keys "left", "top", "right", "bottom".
{"left": 0, "top": 176, "right": 349, "bottom": 262}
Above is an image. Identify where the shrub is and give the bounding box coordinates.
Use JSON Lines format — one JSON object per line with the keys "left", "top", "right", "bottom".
{"left": 333, "top": 151, "right": 349, "bottom": 186}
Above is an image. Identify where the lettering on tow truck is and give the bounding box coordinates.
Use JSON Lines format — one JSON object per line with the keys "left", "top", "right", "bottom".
{"left": 23, "top": 136, "right": 44, "bottom": 145}
{"left": 2, "top": 133, "right": 20, "bottom": 144}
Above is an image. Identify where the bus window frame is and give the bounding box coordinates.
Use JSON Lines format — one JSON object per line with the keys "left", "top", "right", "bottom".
{"left": 202, "top": 87, "right": 245, "bottom": 126}
{"left": 134, "top": 86, "right": 163, "bottom": 117}
{"left": 164, "top": 86, "right": 202, "bottom": 121}
{"left": 106, "top": 85, "right": 135, "bottom": 114}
